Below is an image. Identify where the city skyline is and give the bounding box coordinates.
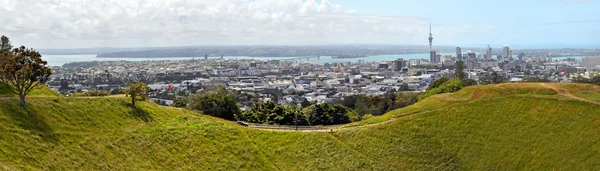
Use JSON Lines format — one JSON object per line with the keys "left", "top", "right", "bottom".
{"left": 0, "top": 0, "right": 598, "bottom": 49}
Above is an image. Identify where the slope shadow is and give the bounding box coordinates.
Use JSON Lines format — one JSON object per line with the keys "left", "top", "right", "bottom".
{"left": 120, "top": 101, "right": 154, "bottom": 122}
{"left": 0, "top": 100, "right": 57, "bottom": 143}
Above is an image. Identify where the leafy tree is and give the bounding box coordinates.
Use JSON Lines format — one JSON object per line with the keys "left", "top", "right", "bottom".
{"left": 173, "top": 99, "right": 187, "bottom": 108}
{"left": 455, "top": 61, "right": 465, "bottom": 79}
{"left": 110, "top": 88, "right": 122, "bottom": 95}
{"left": 460, "top": 79, "right": 478, "bottom": 87}
{"left": 0, "top": 35, "right": 12, "bottom": 52}
{"left": 399, "top": 83, "right": 410, "bottom": 91}
{"left": 300, "top": 98, "right": 311, "bottom": 108}
{"left": 188, "top": 89, "right": 240, "bottom": 120}
{"left": 308, "top": 103, "right": 351, "bottom": 125}
{"left": 123, "top": 81, "right": 150, "bottom": 107}
{"left": 0, "top": 46, "right": 52, "bottom": 106}
{"left": 427, "top": 77, "right": 450, "bottom": 91}
{"left": 59, "top": 79, "right": 69, "bottom": 91}
{"left": 479, "top": 71, "right": 507, "bottom": 85}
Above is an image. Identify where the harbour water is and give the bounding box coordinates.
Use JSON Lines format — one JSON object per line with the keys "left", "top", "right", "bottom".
{"left": 42, "top": 53, "right": 585, "bottom": 67}
{"left": 43, "top": 53, "right": 439, "bottom": 67}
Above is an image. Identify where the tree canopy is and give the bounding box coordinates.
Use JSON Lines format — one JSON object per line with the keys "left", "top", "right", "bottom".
{"left": 123, "top": 81, "right": 150, "bottom": 107}
{"left": 0, "top": 46, "right": 52, "bottom": 106}
{"left": 188, "top": 88, "right": 240, "bottom": 120}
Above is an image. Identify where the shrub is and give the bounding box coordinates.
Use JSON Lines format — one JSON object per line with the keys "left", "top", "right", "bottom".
{"left": 461, "top": 79, "right": 478, "bottom": 87}
{"left": 420, "top": 79, "right": 464, "bottom": 100}
{"left": 188, "top": 91, "right": 240, "bottom": 120}
{"left": 361, "top": 114, "right": 374, "bottom": 120}
{"left": 80, "top": 90, "right": 109, "bottom": 97}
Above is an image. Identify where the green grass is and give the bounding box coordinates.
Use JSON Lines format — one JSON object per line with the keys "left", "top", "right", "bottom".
{"left": 1, "top": 83, "right": 600, "bottom": 170}
{"left": 0, "top": 84, "right": 60, "bottom": 97}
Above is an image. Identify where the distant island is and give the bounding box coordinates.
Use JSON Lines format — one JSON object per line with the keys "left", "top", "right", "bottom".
{"left": 95, "top": 45, "right": 457, "bottom": 58}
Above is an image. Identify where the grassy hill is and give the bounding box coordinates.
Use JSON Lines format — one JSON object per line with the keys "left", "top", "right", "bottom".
{"left": 1, "top": 83, "right": 600, "bottom": 170}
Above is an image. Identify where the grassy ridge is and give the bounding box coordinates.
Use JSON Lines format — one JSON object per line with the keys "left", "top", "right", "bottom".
{"left": 1, "top": 83, "right": 600, "bottom": 170}
{"left": 0, "top": 85, "right": 59, "bottom": 97}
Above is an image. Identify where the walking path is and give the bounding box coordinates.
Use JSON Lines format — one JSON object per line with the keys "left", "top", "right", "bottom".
{"left": 538, "top": 83, "right": 600, "bottom": 105}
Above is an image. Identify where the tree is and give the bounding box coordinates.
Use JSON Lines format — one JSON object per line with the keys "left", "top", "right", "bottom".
{"left": 188, "top": 89, "right": 240, "bottom": 120}
{"left": 0, "top": 46, "right": 52, "bottom": 106}
{"left": 123, "top": 81, "right": 150, "bottom": 107}
{"left": 173, "top": 99, "right": 187, "bottom": 108}
{"left": 300, "top": 98, "right": 311, "bottom": 108}
{"left": 455, "top": 61, "right": 465, "bottom": 79}
{"left": 0, "top": 35, "right": 12, "bottom": 52}
{"left": 460, "top": 79, "right": 478, "bottom": 87}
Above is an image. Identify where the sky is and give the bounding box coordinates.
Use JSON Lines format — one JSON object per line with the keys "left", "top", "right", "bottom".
{"left": 0, "top": 0, "right": 598, "bottom": 49}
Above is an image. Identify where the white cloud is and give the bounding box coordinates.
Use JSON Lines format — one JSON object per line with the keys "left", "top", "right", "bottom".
{"left": 0, "top": 0, "right": 429, "bottom": 48}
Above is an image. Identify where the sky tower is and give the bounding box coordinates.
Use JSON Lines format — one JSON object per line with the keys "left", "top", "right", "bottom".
{"left": 428, "top": 22, "right": 436, "bottom": 63}
{"left": 428, "top": 22, "right": 433, "bottom": 52}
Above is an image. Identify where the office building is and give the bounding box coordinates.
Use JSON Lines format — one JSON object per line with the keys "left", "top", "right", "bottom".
{"left": 582, "top": 57, "right": 600, "bottom": 68}
{"left": 394, "top": 58, "right": 406, "bottom": 71}
{"left": 486, "top": 46, "right": 493, "bottom": 60}
{"left": 456, "top": 47, "right": 462, "bottom": 61}
{"left": 502, "top": 45, "right": 510, "bottom": 61}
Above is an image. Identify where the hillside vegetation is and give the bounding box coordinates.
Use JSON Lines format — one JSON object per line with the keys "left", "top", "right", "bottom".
{"left": 1, "top": 83, "right": 599, "bottom": 170}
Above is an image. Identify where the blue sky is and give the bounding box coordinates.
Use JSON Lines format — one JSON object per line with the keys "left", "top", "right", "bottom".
{"left": 1, "top": 0, "right": 598, "bottom": 49}
{"left": 332, "top": 0, "right": 600, "bottom": 48}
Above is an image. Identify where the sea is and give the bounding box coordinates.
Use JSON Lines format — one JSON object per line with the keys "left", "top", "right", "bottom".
{"left": 42, "top": 53, "right": 585, "bottom": 67}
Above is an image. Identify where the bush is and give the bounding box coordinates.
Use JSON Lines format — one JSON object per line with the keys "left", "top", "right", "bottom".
{"left": 80, "top": 90, "right": 109, "bottom": 97}
{"left": 461, "top": 79, "right": 478, "bottom": 87}
{"left": 420, "top": 79, "right": 464, "bottom": 100}
{"left": 188, "top": 91, "right": 240, "bottom": 120}
{"left": 361, "top": 114, "right": 374, "bottom": 120}
{"left": 172, "top": 99, "right": 187, "bottom": 108}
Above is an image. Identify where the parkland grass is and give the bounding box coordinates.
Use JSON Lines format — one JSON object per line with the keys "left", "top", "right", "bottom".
{"left": 1, "top": 83, "right": 599, "bottom": 170}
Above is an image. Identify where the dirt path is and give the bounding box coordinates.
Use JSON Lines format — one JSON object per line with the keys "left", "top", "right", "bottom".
{"left": 538, "top": 83, "right": 600, "bottom": 105}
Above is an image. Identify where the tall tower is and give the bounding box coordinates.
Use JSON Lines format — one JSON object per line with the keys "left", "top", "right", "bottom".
{"left": 428, "top": 22, "right": 433, "bottom": 52}
{"left": 428, "top": 22, "right": 436, "bottom": 63}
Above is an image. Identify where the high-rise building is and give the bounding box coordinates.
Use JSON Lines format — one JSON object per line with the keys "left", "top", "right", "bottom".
{"left": 456, "top": 47, "right": 462, "bottom": 61}
{"left": 502, "top": 45, "right": 510, "bottom": 61}
{"left": 430, "top": 50, "right": 437, "bottom": 64}
{"left": 204, "top": 54, "right": 208, "bottom": 60}
{"left": 582, "top": 56, "right": 600, "bottom": 68}
{"left": 394, "top": 58, "right": 406, "bottom": 71}
{"left": 486, "top": 45, "right": 493, "bottom": 60}
{"left": 428, "top": 22, "right": 435, "bottom": 63}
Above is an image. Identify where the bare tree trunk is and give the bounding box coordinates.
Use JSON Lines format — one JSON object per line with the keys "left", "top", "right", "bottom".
{"left": 131, "top": 94, "right": 136, "bottom": 107}
{"left": 19, "top": 93, "right": 26, "bottom": 106}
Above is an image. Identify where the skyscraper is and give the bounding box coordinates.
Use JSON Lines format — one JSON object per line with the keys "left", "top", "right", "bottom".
{"left": 486, "top": 46, "right": 493, "bottom": 60}
{"left": 394, "top": 58, "right": 406, "bottom": 71}
{"left": 428, "top": 22, "right": 436, "bottom": 64}
{"left": 456, "top": 47, "right": 462, "bottom": 61}
{"left": 204, "top": 54, "right": 208, "bottom": 60}
{"left": 502, "top": 45, "right": 510, "bottom": 61}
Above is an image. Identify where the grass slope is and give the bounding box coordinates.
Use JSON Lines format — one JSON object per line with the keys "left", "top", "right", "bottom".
{"left": 1, "top": 83, "right": 599, "bottom": 170}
